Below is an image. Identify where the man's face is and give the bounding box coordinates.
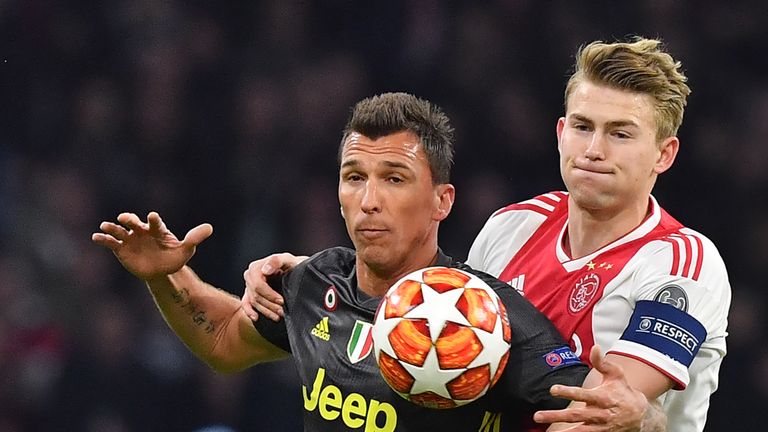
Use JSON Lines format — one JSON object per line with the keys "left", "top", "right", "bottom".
{"left": 339, "top": 131, "right": 453, "bottom": 274}
{"left": 557, "top": 80, "right": 678, "bottom": 213}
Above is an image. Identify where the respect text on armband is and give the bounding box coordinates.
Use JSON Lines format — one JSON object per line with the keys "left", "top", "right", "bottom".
{"left": 638, "top": 317, "right": 699, "bottom": 353}
{"left": 303, "top": 368, "right": 397, "bottom": 432}
{"left": 620, "top": 300, "right": 707, "bottom": 367}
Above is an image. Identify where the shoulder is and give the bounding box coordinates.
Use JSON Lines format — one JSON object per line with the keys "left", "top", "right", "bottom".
{"left": 636, "top": 226, "right": 728, "bottom": 285}
{"left": 451, "top": 261, "right": 510, "bottom": 292}
{"left": 479, "top": 191, "right": 568, "bottom": 241}
{"left": 468, "top": 192, "right": 567, "bottom": 272}
{"left": 629, "top": 225, "right": 731, "bottom": 337}
{"left": 491, "top": 191, "right": 568, "bottom": 219}
{"left": 283, "top": 247, "right": 355, "bottom": 292}
{"left": 300, "top": 247, "right": 356, "bottom": 275}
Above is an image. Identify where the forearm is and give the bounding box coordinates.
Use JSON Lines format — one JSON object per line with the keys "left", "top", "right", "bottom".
{"left": 147, "top": 266, "right": 286, "bottom": 372}
{"left": 546, "top": 400, "right": 665, "bottom": 432}
{"left": 539, "top": 349, "right": 672, "bottom": 431}
{"left": 639, "top": 400, "right": 666, "bottom": 432}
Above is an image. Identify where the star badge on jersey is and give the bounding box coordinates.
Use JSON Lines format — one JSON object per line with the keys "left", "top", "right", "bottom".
{"left": 586, "top": 260, "right": 613, "bottom": 271}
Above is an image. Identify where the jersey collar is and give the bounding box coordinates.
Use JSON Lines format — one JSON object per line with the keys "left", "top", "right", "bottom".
{"left": 556, "top": 195, "right": 662, "bottom": 272}
{"left": 435, "top": 248, "right": 453, "bottom": 267}
{"left": 353, "top": 248, "right": 455, "bottom": 306}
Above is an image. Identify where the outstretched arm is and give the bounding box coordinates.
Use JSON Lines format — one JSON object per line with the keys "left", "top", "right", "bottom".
{"left": 540, "top": 346, "right": 668, "bottom": 432}
{"left": 93, "top": 212, "right": 287, "bottom": 372}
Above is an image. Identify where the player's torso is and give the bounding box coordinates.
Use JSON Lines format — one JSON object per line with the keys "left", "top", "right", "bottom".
{"left": 285, "top": 249, "right": 531, "bottom": 432}
{"left": 499, "top": 223, "right": 638, "bottom": 363}
{"left": 486, "top": 194, "right": 679, "bottom": 364}
{"left": 468, "top": 193, "right": 731, "bottom": 432}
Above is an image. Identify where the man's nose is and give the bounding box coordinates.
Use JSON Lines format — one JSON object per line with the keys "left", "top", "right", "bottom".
{"left": 360, "top": 180, "right": 382, "bottom": 214}
{"left": 584, "top": 133, "right": 606, "bottom": 160}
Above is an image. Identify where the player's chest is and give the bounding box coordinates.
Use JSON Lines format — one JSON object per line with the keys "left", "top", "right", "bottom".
{"left": 287, "top": 287, "right": 384, "bottom": 382}
{"left": 287, "top": 282, "right": 542, "bottom": 431}
{"left": 498, "top": 231, "right": 640, "bottom": 319}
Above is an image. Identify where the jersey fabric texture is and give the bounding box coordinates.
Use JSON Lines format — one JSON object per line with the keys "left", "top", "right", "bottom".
{"left": 467, "top": 191, "right": 731, "bottom": 432}
{"left": 255, "top": 246, "right": 588, "bottom": 432}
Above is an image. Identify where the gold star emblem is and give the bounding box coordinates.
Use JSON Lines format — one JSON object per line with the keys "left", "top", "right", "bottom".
{"left": 587, "top": 261, "right": 596, "bottom": 270}
{"left": 605, "top": 263, "right": 613, "bottom": 270}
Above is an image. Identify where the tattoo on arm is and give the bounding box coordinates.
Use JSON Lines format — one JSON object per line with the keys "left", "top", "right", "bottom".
{"left": 171, "top": 287, "right": 217, "bottom": 334}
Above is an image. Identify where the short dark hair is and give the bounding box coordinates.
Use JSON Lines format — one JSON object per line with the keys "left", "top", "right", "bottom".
{"left": 339, "top": 92, "right": 455, "bottom": 184}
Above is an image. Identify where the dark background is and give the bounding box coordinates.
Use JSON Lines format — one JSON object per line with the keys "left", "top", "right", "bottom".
{"left": 1, "top": 1, "right": 764, "bottom": 431}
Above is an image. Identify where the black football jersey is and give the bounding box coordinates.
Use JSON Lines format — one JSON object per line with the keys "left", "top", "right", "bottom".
{"left": 255, "top": 247, "right": 588, "bottom": 431}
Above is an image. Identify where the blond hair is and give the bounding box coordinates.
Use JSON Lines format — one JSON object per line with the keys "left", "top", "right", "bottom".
{"left": 564, "top": 37, "right": 691, "bottom": 140}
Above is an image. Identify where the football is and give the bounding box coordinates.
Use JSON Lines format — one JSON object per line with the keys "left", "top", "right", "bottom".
{"left": 371, "top": 266, "right": 512, "bottom": 409}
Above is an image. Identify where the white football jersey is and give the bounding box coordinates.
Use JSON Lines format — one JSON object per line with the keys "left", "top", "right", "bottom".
{"left": 467, "top": 191, "right": 730, "bottom": 432}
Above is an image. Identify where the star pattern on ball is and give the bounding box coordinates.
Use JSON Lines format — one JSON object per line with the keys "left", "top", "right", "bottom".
{"left": 466, "top": 309, "right": 508, "bottom": 379}
{"left": 404, "top": 284, "right": 469, "bottom": 342}
{"left": 401, "top": 346, "right": 466, "bottom": 399}
{"left": 372, "top": 314, "right": 403, "bottom": 359}
{"left": 372, "top": 267, "right": 513, "bottom": 409}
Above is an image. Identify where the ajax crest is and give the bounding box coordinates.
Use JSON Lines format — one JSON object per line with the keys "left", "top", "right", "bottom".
{"left": 569, "top": 273, "right": 600, "bottom": 313}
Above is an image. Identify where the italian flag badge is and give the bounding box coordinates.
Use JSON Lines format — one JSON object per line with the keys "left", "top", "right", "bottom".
{"left": 347, "top": 320, "right": 374, "bottom": 364}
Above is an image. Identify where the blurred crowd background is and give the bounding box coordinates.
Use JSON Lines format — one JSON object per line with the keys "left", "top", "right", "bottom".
{"left": 1, "top": 1, "right": 765, "bottom": 431}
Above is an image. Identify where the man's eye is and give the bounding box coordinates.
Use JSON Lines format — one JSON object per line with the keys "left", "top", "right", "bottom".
{"left": 388, "top": 176, "right": 404, "bottom": 184}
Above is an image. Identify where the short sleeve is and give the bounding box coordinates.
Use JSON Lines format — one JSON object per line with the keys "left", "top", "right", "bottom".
{"left": 607, "top": 230, "right": 731, "bottom": 389}
{"left": 467, "top": 204, "right": 549, "bottom": 278}
{"left": 251, "top": 273, "right": 291, "bottom": 352}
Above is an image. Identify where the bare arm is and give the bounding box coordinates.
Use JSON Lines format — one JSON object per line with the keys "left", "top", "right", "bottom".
{"left": 147, "top": 266, "right": 288, "bottom": 372}
{"left": 93, "top": 212, "right": 287, "bottom": 373}
{"left": 541, "top": 346, "right": 669, "bottom": 432}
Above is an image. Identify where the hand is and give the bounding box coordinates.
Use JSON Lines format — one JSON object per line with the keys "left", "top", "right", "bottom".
{"left": 241, "top": 253, "right": 304, "bottom": 321}
{"left": 92, "top": 212, "right": 213, "bottom": 281}
{"left": 536, "top": 346, "right": 650, "bottom": 431}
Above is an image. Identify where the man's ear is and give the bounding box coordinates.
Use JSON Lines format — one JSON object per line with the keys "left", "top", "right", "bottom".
{"left": 655, "top": 136, "right": 679, "bottom": 174}
{"left": 434, "top": 183, "right": 455, "bottom": 222}
{"left": 556, "top": 117, "right": 566, "bottom": 153}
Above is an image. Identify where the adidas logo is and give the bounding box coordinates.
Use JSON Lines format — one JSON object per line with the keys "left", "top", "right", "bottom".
{"left": 508, "top": 274, "right": 525, "bottom": 295}
{"left": 311, "top": 317, "right": 331, "bottom": 341}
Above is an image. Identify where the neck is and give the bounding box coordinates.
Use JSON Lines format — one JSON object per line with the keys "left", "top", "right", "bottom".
{"left": 565, "top": 196, "right": 652, "bottom": 259}
{"left": 356, "top": 247, "right": 440, "bottom": 298}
